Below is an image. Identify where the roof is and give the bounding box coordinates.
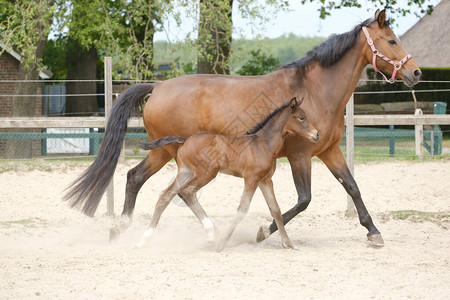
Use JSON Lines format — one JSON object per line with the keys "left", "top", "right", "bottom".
{"left": 0, "top": 42, "right": 53, "bottom": 79}
{"left": 400, "top": 0, "right": 450, "bottom": 67}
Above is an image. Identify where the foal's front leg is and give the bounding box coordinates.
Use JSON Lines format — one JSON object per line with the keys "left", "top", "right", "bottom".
{"left": 217, "top": 180, "right": 258, "bottom": 252}
{"left": 259, "top": 178, "right": 296, "bottom": 249}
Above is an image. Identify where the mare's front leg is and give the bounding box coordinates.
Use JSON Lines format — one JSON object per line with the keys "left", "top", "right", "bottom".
{"left": 318, "top": 143, "right": 384, "bottom": 246}
{"left": 259, "top": 178, "right": 296, "bottom": 249}
{"left": 257, "top": 154, "right": 312, "bottom": 243}
{"left": 110, "top": 147, "right": 172, "bottom": 241}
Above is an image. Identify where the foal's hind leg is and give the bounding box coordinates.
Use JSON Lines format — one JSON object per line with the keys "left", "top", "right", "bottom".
{"left": 177, "top": 167, "right": 218, "bottom": 244}
{"left": 110, "top": 148, "right": 172, "bottom": 241}
{"left": 259, "top": 178, "right": 296, "bottom": 249}
{"left": 217, "top": 180, "right": 258, "bottom": 252}
{"left": 178, "top": 192, "right": 217, "bottom": 243}
{"left": 136, "top": 177, "right": 180, "bottom": 248}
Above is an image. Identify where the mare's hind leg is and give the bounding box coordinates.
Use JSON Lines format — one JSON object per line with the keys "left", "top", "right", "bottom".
{"left": 318, "top": 143, "right": 383, "bottom": 246}
{"left": 258, "top": 178, "right": 296, "bottom": 249}
{"left": 110, "top": 147, "right": 172, "bottom": 241}
{"left": 217, "top": 179, "right": 258, "bottom": 252}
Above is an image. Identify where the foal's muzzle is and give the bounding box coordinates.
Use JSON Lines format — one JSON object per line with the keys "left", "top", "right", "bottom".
{"left": 311, "top": 132, "right": 320, "bottom": 143}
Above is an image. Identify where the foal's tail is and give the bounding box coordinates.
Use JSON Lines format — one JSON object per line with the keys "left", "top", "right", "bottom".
{"left": 63, "top": 83, "right": 155, "bottom": 217}
{"left": 138, "top": 136, "right": 187, "bottom": 150}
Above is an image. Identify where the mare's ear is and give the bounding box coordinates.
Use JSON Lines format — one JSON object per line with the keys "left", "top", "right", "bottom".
{"left": 289, "top": 97, "right": 297, "bottom": 109}
{"left": 297, "top": 97, "right": 304, "bottom": 106}
{"left": 376, "top": 9, "right": 386, "bottom": 28}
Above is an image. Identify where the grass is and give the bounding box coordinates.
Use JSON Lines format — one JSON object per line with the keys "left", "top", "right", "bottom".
{"left": 1, "top": 218, "right": 47, "bottom": 228}
{"left": 0, "top": 157, "right": 95, "bottom": 173}
{"left": 388, "top": 210, "right": 450, "bottom": 229}
{"left": 275, "top": 146, "right": 449, "bottom": 164}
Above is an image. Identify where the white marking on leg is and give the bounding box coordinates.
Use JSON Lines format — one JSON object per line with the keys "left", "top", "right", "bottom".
{"left": 201, "top": 218, "right": 215, "bottom": 242}
{"left": 136, "top": 227, "right": 154, "bottom": 248}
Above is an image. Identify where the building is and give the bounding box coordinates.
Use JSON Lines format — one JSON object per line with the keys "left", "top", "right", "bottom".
{"left": 0, "top": 43, "right": 52, "bottom": 157}
{"left": 0, "top": 43, "right": 52, "bottom": 117}
{"left": 400, "top": 0, "right": 450, "bottom": 67}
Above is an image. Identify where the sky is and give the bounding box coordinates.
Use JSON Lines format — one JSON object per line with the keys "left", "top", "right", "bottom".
{"left": 154, "top": 0, "right": 442, "bottom": 41}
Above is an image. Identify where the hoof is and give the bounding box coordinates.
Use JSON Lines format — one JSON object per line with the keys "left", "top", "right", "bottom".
{"left": 256, "top": 226, "right": 270, "bottom": 243}
{"left": 109, "top": 228, "right": 120, "bottom": 242}
{"left": 282, "top": 241, "right": 298, "bottom": 250}
{"left": 367, "top": 233, "right": 384, "bottom": 247}
{"left": 216, "top": 243, "right": 225, "bottom": 253}
{"left": 135, "top": 240, "right": 146, "bottom": 249}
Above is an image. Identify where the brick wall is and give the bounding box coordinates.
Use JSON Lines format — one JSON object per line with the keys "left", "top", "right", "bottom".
{"left": 0, "top": 51, "right": 18, "bottom": 117}
{"left": 0, "top": 51, "right": 43, "bottom": 157}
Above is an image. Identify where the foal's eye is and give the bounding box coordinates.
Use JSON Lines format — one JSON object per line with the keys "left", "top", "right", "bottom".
{"left": 388, "top": 40, "right": 396, "bottom": 45}
{"left": 298, "top": 116, "right": 305, "bottom": 121}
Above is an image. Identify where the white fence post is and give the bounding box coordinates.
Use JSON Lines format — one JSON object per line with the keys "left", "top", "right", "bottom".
{"left": 415, "top": 109, "right": 424, "bottom": 158}
{"left": 345, "top": 94, "right": 356, "bottom": 218}
{"left": 104, "top": 57, "right": 114, "bottom": 216}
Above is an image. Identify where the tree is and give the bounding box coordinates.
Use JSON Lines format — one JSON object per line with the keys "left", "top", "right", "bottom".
{"left": 46, "top": 0, "right": 166, "bottom": 115}
{"left": 302, "top": 0, "right": 435, "bottom": 19}
{"left": 197, "top": 0, "right": 233, "bottom": 74}
{"left": 0, "top": 0, "right": 56, "bottom": 158}
{"left": 236, "top": 49, "right": 279, "bottom": 76}
{"left": 62, "top": 0, "right": 101, "bottom": 116}
{"left": 193, "top": 0, "right": 435, "bottom": 75}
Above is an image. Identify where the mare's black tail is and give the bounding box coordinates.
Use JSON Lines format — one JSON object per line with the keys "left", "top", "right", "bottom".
{"left": 138, "top": 136, "right": 187, "bottom": 150}
{"left": 63, "top": 84, "right": 155, "bottom": 217}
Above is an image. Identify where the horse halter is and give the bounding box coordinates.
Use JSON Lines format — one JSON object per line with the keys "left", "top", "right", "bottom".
{"left": 362, "top": 26, "right": 412, "bottom": 83}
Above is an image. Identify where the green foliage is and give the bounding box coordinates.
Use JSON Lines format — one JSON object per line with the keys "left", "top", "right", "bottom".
{"left": 178, "top": 0, "right": 289, "bottom": 75}
{"left": 42, "top": 38, "right": 67, "bottom": 80}
{"left": 236, "top": 49, "right": 279, "bottom": 75}
{"left": 231, "top": 34, "right": 326, "bottom": 70}
{"left": 152, "top": 34, "right": 325, "bottom": 76}
{"left": 2, "top": 0, "right": 435, "bottom": 79}
{"left": 300, "top": 0, "right": 434, "bottom": 20}
{"left": 0, "top": 0, "right": 56, "bottom": 71}
{"left": 54, "top": 0, "right": 171, "bottom": 80}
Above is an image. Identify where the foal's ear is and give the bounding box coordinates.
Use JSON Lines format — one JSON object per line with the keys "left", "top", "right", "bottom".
{"left": 376, "top": 9, "right": 386, "bottom": 28}
{"left": 374, "top": 9, "right": 380, "bottom": 19}
{"left": 297, "top": 97, "right": 304, "bottom": 106}
{"left": 289, "top": 97, "right": 297, "bottom": 109}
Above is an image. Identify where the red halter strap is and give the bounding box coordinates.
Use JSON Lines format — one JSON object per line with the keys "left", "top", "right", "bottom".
{"left": 362, "top": 26, "right": 412, "bottom": 84}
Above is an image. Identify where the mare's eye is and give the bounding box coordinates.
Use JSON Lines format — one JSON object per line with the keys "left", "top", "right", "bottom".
{"left": 388, "top": 40, "right": 396, "bottom": 45}
{"left": 298, "top": 116, "right": 305, "bottom": 121}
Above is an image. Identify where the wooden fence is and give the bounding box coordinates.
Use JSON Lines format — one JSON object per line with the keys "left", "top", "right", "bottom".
{"left": 1, "top": 57, "right": 449, "bottom": 215}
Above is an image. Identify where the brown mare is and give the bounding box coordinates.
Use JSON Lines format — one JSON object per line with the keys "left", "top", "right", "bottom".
{"left": 65, "top": 10, "right": 421, "bottom": 246}
{"left": 135, "top": 97, "right": 319, "bottom": 250}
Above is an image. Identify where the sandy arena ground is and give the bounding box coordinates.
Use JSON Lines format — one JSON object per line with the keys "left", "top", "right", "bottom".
{"left": 0, "top": 159, "right": 449, "bottom": 299}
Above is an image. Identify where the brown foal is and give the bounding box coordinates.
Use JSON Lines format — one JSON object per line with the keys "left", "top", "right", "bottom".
{"left": 136, "top": 97, "right": 319, "bottom": 250}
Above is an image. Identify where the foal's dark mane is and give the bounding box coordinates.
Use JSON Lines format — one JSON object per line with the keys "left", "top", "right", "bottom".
{"left": 282, "top": 17, "right": 390, "bottom": 69}
{"left": 246, "top": 100, "right": 292, "bottom": 135}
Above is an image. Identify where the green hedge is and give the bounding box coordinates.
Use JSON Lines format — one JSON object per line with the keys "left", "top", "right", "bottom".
{"left": 355, "top": 67, "right": 450, "bottom": 108}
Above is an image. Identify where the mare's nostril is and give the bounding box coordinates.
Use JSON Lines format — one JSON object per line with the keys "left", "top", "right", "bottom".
{"left": 414, "top": 69, "right": 422, "bottom": 79}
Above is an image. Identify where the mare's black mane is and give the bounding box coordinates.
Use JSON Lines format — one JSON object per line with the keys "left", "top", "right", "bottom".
{"left": 282, "top": 17, "right": 390, "bottom": 69}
